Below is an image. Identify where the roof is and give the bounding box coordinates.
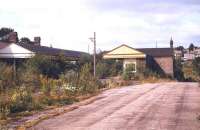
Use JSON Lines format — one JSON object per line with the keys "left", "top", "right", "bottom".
{"left": 103, "top": 44, "right": 146, "bottom": 59}
{"left": 0, "top": 42, "right": 10, "bottom": 49}
{"left": 137, "top": 48, "right": 173, "bottom": 57}
{"left": 17, "top": 43, "right": 87, "bottom": 59}
{"left": 103, "top": 44, "right": 173, "bottom": 59}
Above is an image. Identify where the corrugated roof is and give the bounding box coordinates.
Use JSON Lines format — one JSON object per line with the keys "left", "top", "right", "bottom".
{"left": 17, "top": 43, "right": 87, "bottom": 59}
{"left": 137, "top": 48, "right": 173, "bottom": 57}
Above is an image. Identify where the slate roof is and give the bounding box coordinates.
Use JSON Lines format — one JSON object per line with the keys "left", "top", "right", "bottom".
{"left": 137, "top": 48, "right": 173, "bottom": 57}
{"left": 17, "top": 43, "right": 87, "bottom": 59}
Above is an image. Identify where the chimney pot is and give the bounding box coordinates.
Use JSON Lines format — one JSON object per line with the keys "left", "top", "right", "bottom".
{"left": 8, "top": 32, "right": 18, "bottom": 43}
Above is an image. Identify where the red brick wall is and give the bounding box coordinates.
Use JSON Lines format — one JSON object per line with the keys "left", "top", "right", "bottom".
{"left": 154, "top": 57, "right": 174, "bottom": 76}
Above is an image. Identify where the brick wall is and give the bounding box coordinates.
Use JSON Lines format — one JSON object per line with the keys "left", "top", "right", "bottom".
{"left": 154, "top": 57, "right": 174, "bottom": 76}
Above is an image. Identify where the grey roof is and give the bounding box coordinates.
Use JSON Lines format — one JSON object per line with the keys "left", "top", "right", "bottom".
{"left": 17, "top": 43, "right": 88, "bottom": 59}
{"left": 137, "top": 48, "right": 173, "bottom": 57}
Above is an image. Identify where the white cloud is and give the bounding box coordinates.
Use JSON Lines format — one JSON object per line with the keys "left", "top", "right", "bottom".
{"left": 0, "top": 0, "right": 200, "bottom": 52}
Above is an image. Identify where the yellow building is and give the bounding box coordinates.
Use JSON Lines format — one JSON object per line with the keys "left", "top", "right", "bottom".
{"left": 103, "top": 44, "right": 174, "bottom": 77}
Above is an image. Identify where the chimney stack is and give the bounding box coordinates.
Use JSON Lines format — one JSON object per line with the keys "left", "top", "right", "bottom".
{"left": 170, "top": 37, "right": 173, "bottom": 49}
{"left": 8, "top": 32, "right": 18, "bottom": 43}
{"left": 34, "top": 37, "right": 41, "bottom": 46}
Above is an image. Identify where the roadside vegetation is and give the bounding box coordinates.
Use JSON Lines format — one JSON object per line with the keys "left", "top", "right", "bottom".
{"left": 0, "top": 54, "right": 102, "bottom": 123}
{"left": 180, "top": 57, "right": 200, "bottom": 82}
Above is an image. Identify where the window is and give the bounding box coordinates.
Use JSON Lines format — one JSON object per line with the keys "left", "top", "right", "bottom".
{"left": 125, "top": 63, "right": 136, "bottom": 73}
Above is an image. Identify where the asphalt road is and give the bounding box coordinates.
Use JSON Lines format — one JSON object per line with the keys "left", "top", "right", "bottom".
{"left": 31, "top": 82, "right": 200, "bottom": 130}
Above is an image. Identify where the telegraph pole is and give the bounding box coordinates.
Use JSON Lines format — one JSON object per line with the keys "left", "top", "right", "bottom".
{"left": 89, "top": 32, "right": 96, "bottom": 77}
{"left": 93, "top": 32, "right": 96, "bottom": 77}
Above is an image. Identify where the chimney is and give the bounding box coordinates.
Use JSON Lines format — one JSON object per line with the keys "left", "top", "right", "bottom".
{"left": 34, "top": 37, "right": 41, "bottom": 46}
{"left": 8, "top": 32, "right": 18, "bottom": 43}
{"left": 170, "top": 37, "right": 173, "bottom": 49}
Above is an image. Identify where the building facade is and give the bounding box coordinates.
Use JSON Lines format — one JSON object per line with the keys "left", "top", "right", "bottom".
{"left": 103, "top": 43, "right": 174, "bottom": 77}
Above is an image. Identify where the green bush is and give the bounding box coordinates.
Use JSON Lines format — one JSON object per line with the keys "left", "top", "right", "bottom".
{"left": 0, "top": 93, "right": 10, "bottom": 120}
{"left": 122, "top": 65, "right": 135, "bottom": 80}
{"left": 78, "top": 63, "right": 99, "bottom": 94}
{"left": 0, "top": 55, "right": 105, "bottom": 119}
{"left": 10, "top": 86, "right": 33, "bottom": 113}
{"left": 193, "top": 57, "right": 200, "bottom": 80}
{"left": 96, "top": 62, "right": 109, "bottom": 79}
{"left": 173, "top": 59, "right": 185, "bottom": 81}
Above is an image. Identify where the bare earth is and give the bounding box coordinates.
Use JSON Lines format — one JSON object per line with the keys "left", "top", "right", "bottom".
{"left": 31, "top": 82, "right": 200, "bottom": 130}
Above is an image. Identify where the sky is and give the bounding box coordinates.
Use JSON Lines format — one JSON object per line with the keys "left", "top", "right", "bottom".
{"left": 0, "top": 0, "right": 200, "bottom": 53}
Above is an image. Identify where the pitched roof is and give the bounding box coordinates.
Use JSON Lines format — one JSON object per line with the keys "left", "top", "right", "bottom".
{"left": 136, "top": 48, "right": 173, "bottom": 57}
{"left": 17, "top": 43, "right": 87, "bottom": 59}
{"left": 103, "top": 44, "right": 146, "bottom": 59}
{"left": 104, "top": 44, "right": 173, "bottom": 58}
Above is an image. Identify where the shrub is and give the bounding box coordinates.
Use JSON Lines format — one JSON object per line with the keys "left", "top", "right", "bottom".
{"left": 174, "top": 59, "right": 185, "bottom": 81}
{"left": 122, "top": 64, "right": 135, "bottom": 80}
{"left": 40, "top": 77, "right": 54, "bottom": 97}
{"left": 0, "top": 63, "right": 14, "bottom": 89}
{"left": 0, "top": 93, "right": 10, "bottom": 120}
{"left": 78, "top": 64, "right": 100, "bottom": 94}
{"left": 193, "top": 57, "right": 200, "bottom": 81}
{"left": 10, "top": 86, "right": 33, "bottom": 113}
{"left": 96, "top": 62, "right": 109, "bottom": 79}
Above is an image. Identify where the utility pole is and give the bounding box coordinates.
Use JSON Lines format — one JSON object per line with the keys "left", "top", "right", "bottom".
{"left": 89, "top": 32, "right": 96, "bottom": 77}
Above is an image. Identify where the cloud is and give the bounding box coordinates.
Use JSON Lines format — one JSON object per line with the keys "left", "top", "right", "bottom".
{"left": 0, "top": 0, "right": 200, "bottom": 52}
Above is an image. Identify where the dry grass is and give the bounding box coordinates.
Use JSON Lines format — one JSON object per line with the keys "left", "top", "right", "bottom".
{"left": 14, "top": 92, "right": 100, "bottom": 130}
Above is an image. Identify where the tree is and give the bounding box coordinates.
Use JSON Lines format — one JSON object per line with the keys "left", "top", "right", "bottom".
{"left": 0, "top": 27, "right": 15, "bottom": 42}
{"left": 189, "top": 43, "right": 195, "bottom": 52}
{"left": 19, "top": 37, "right": 31, "bottom": 44}
{"left": 176, "top": 46, "right": 184, "bottom": 51}
{"left": 193, "top": 57, "right": 200, "bottom": 77}
{"left": 174, "top": 59, "right": 184, "bottom": 81}
{"left": 0, "top": 27, "right": 14, "bottom": 37}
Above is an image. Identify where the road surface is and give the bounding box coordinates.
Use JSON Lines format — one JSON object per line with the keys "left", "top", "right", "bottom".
{"left": 31, "top": 82, "right": 200, "bottom": 130}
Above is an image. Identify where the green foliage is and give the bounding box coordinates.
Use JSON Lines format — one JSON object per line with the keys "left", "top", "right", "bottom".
{"left": 0, "top": 54, "right": 104, "bottom": 119}
{"left": 96, "top": 62, "right": 109, "bottom": 78}
{"left": 176, "top": 46, "right": 184, "bottom": 51}
{"left": 78, "top": 63, "right": 99, "bottom": 94}
{"left": 182, "top": 61, "right": 198, "bottom": 81}
{"left": 0, "top": 28, "right": 14, "bottom": 37}
{"left": 0, "top": 63, "right": 13, "bottom": 119}
{"left": 189, "top": 43, "right": 195, "bottom": 52}
{"left": 78, "top": 54, "right": 92, "bottom": 68}
{"left": 174, "top": 59, "right": 185, "bottom": 81}
{"left": 96, "top": 56, "right": 123, "bottom": 79}
{"left": 0, "top": 63, "right": 14, "bottom": 89}
{"left": 10, "top": 86, "right": 33, "bottom": 113}
{"left": 143, "top": 68, "right": 161, "bottom": 78}
{"left": 122, "top": 65, "right": 135, "bottom": 80}
{"left": 193, "top": 57, "right": 200, "bottom": 77}
{"left": 19, "top": 37, "right": 31, "bottom": 44}
{"left": 24, "top": 54, "right": 77, "bottom": 79}
{"left": 0, "top": 93, "right": 10, "bottom": 120}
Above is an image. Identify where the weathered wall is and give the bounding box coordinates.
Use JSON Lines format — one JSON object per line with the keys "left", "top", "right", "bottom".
{"left": 154, "top": 57, "right": 174, "bottom": 76}
{"left": 123, "top": 57, "right": 173, "bottom": 77}
{"left": 136, "top": 59, "right": 146, "bottom": 74}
